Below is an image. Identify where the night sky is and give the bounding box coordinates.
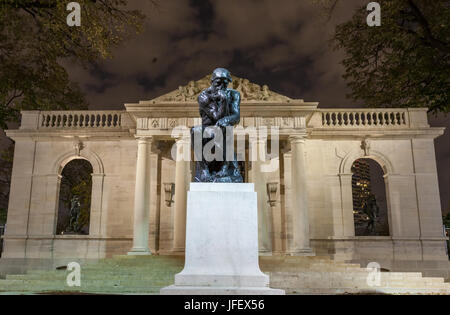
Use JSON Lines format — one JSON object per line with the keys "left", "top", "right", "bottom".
{"left": 27, "top": 1, "right": 450, "bottom": 214}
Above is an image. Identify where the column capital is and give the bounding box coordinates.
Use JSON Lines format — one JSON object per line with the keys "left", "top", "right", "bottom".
{"left": 288, "top": 135, "right": 306, "bottom": 144}
{"left": 135, "top": 136, "right": 153, "bottom": 143}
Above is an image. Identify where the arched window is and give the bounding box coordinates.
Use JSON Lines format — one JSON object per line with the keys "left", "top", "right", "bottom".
{"left": 351, "top": 158, "right": 389, "bottom": 236}
{"left": 56, "top": 159, "right": 93, "bottom": 235}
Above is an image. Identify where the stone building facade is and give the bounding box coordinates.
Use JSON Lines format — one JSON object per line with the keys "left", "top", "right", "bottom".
{"left": 1, "top": 76, "right": 448, "bottom": 273}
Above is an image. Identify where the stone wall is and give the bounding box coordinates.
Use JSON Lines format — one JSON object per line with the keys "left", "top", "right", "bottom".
{"left": 1, "top": 105, "right": 447, "bottom": 268}
{"left": 2, "top": 137, "right": 138, "bottom": 260}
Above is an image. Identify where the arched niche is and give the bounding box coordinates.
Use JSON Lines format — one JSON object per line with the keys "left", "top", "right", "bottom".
{"left": 56, "top": 159, "right": 93, "bottom": 235}
{"left": 351, "top": 158, "right": 390, "bottom": 236}
{"left": 53, "top": 149, "right": 104, "bottom": 175}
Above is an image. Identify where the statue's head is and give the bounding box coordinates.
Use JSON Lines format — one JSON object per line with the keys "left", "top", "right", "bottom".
{"left": 211, "top": 68, "right": 232, "bottom": 91}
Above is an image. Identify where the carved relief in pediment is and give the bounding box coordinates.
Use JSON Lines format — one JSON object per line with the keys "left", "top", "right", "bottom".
{"left": 153, "top": 75, "right": 293, "bottom": 102}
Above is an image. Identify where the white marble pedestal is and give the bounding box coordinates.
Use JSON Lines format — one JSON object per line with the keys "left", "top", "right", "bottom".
{"left": 160, "top": 183, "right": 284, "bottom": 295}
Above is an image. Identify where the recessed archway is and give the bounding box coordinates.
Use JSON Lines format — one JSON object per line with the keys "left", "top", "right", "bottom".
{"left": 56, "top": 159, "right": 93, "bottom": 235}
{"left": 351, "top": 158, "right": 390, "bottom": 236}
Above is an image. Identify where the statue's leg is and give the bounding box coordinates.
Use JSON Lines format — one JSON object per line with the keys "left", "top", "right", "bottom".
{"left": 216, "top": 126, "right": 232, "bottom": 177}
{"left": 69, "top": 217, "right": 74, "bottom": 230}
{"left": 195, "top": 160, "right": 215, "bottom": 182}
{"left": 230, "top": 158, "right": 244, "bottom": 182}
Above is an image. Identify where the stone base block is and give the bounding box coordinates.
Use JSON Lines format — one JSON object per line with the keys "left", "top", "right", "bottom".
{"left": 161, "top": 183, "right": 284, "bottom": 295}
{"left": 175, "top": 274, "right": 269, "bottom": 287}
{"left": 161, "top": 285, "right": 284, "bottom": 295}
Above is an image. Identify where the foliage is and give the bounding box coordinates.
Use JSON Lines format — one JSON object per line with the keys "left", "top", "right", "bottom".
{"left": 0, "top": 0, "right": 152, "bottom": 128}
{"left": 0, "top": 208, "right": 6, "bottom": 225}
{"left": 444, "top": 213, "right": 450, "bottom": 229}
{"left": 70, "top": 176, "right": 92, "bottom": 232}
{"left": 0, "top": 0, "right": 154, "bottom": 227}
{"left": 333, "top": 0, "right": 450, "bottom": 114}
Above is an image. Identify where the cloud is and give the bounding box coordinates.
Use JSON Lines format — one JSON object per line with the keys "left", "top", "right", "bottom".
{"left": 66, "top": 0, "right": 363, "bottom": 106}
{"left": 62, "top": 0, "right": 449, "bottom": 211}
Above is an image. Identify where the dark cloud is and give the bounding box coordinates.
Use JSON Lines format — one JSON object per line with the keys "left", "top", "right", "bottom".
{"left": 63, "top": 0, "right": 449, "bottom": 214}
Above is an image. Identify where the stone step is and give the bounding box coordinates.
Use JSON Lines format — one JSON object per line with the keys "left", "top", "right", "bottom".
{"left": 269, "top": 273, "right": 450, "bottom": 289}
{"left": 7, "top": 272, "right": 177, "bottom": 280}
{"left": 26, "top": 266, "right": 183, "bottom": 275}
{"left": 260, "top": 262, "right": 364, "bottom": 271}
{"left": 1, "top": 255, "right": 449, "bottom": 295}
{"left": 269, "top": 271, "right": 425, "bottom": 279}
{"left": 4, "top": 271, "right": 446, "bottom": 293}
{"left": 0, "top": 278, "right": 172, "bottom": 287}
{"left": 285, "top": 287, "right": 450, "bottom": 295}
{"left": 5, "top": 273, "right": 176, "bottom": 281}
{"left": 260, "top": 259, "right": 333, "bottom": 265}
{"left": 271, "top": 273, "right": 445, "bottom": 282}
{"left": 272, "top": 281, "right": 450, "bottom": 292}
{"left": 0, "top": 283, "right": 162, "bottom": 294}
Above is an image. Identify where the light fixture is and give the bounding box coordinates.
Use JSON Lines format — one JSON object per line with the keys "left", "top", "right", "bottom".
{"left": 266, "top": 182, "right": 278, "bottom": 207}
{"left": 164, "top": 183, "right": 175, "bottom": 207}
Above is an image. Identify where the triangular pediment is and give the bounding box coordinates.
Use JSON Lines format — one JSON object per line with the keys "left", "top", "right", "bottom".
{"left": 151, "top": 75, "right": 299, "bottom": 103}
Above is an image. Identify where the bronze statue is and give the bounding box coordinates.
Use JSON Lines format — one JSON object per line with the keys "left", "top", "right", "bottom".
{"left": 68, "top": 195, "right": 81, "bottom": 233}
{"left": 362, "top": 193, "right": 380, "bottom": 233}
{"left": 192, "top": 68, "right": 243, "bottom": 183}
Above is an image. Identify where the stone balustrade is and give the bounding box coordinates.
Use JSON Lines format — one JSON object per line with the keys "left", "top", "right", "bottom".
{"left": 308, "top": 108, "right": 430, "bottom": 129}
{"left": 39, "top": 111, "right": 124, "bottom": 129}
{"left": 18, "top": 108, "right": 430, "bottom": 132}
{"left": 321, "top": 109, "right": 408, "bottom": 128}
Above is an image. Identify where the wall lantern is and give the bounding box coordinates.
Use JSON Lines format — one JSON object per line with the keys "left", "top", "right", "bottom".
{"left": 266, "top": 182, "right": 278, "bottom": 207}
{"left": 164, "top": 183, "right": 175, "bottom": 207}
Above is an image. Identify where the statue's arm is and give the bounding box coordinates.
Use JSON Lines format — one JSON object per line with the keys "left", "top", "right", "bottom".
{"left": 217, "top": 90, "right": 241, "bottom": 127}
{"left": 198, "top": 91, "right": 224, "bottom": 122}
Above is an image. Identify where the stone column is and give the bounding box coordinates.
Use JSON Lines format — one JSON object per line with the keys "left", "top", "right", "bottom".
{"left": 249, "top": 135, "right": 272, "bottom": 254}
{"left": 148, "top": 153, "right": 160, "bottom": 254}
{"left": 172, "top": 136, "right": 191, "bottom": 253}
{"left": 128, "top": 137, "right": 152, "bottom": 255}
{"left": 283, "top": 152, "right": 293, "bottom": 254}
{"left": 289, "top": 136, "right": 313, "bottom": 255}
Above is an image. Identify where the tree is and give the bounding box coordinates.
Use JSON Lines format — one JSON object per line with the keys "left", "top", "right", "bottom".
{"left": 444, "top": 212, "right": 450, "bottom": 229}
{"left": 332, "top": 0, "right": 449, "bottom": 114}
{"left": 0, "top": 0, "right": 155, "bottom": 227}
{"left": 0, "top": 0, "right": 155, "bottom": 128}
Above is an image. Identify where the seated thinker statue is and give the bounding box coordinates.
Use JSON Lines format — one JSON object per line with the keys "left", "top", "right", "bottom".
{"left": 192, "top": 68, "right": 243, "bottom": 183}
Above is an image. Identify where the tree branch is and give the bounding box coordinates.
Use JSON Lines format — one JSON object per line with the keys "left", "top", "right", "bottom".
{"left": 406, "top": 0, "right": 450, "bottom": 54}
